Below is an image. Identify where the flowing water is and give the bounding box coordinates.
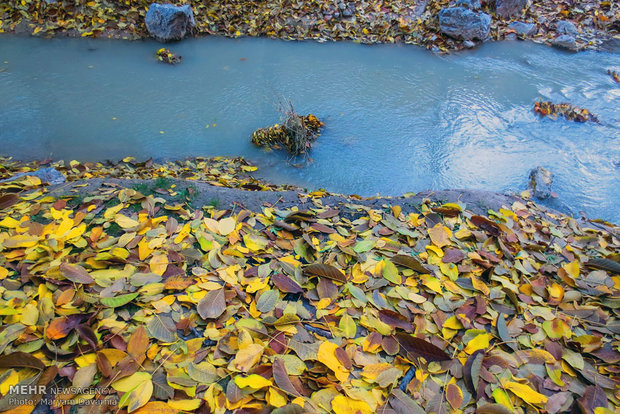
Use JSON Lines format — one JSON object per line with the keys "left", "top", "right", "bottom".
{"left": 1, "top": 36, "right": 619, "bottom": 222}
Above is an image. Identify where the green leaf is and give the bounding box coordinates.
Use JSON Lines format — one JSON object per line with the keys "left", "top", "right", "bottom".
{"left": 382, "top": 259, "right": 401, "bottom": 284}
{"left": 100, "top": 292, "right": 139, "bottom": 308}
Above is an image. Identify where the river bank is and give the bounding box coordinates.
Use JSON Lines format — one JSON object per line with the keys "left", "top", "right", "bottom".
{"left": 0, "top": 0, "right": 618, "bottom": 52}
{"left": 0, "top": 155, "right": 619, "bottom": 413}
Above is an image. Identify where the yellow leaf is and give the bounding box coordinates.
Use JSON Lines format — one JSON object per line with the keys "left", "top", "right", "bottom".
{"left": 428, "top": 223, "right": 452, "bottom": 248}
{"left": 317, "top": 341, "right": 349, "bottom": 382}
{"left": 331, "top": 395, "right": 372, "bottom": 414}
{"left": 121, "top": 379, "right": 152, "bottom": 413}
{"left": 20, "top": 303, "right": 39, "bottom": 326}
{"left": 218, "top": 217, "right": 236, "bottom": 236}
{"left": 167, "top": 399, "right": 202, "bottom": 411}
{"left": 115, "top": 214, "right": 140, "bottom": 229}
{"left": 111, "top": 372, "right": 152, "bottom": 393}
{"left": 233, "top": 344, "right": 264, "bottom": 372}
{"left": 504, "top": 381, "right": 548, "bottom": 405}
{"left": 149, "top": 254, "right": 169, "bottom": 276}
{"left": 562, "top": 260, "right": 580, "bottom": 279}
{"left": 464, "top": 333, "right": 491, "bottom": 354}
{"left": 0, "top": 267, "right": 8, "bottom": 279}
{"left": 0, "top": 216, "right": 21, "bottom": 228}
{"left": 3, "top": 234, "right": 39, "bottom": 248}
{"left": 243, "top": 234, "right": 268, "bottom": 252}
{"left": 266, "top": 387, "right": 287, "bottom": 407}
{"left": 134, "top": 402, "right": 176, "bottom": 414}
{"left": 339, "top": 314, "right": 357, "bottom": 339}
{"left": 234, "top": 374, "right": 273, "bottom": 389}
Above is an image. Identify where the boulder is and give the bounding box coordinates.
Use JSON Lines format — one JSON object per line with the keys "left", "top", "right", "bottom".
{"left": 508, "top": 21, "right": 536, "bottom": 36}
{"left": 496, "top": 0, "right": 527, "bottom": 18}
{"left": 145, "top": 3, "right": 196, "bottom": 42}
{"left": 552, "top": 34, "right": 576, "bottom": 50}
{"left": 438, "top": 7, "right": 491, "bottom": 41}
{"left": 556, "top": 20, "right": 578, "bottom": 36}
{"left": 528, "top": 166, "right": 553, "bottom": 199}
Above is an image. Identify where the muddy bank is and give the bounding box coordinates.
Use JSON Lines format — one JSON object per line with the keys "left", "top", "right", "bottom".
{"left": 0, "top": 0, "right": 618, "bottom": 52}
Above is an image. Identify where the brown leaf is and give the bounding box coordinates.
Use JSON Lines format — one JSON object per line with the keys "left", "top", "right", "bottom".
{"left": 0, "top": 193, "right": 19, "bottom": 210}
{"left": 127, "top": 325, "right": 149, "bottom": 360}
{"left": 164, "top": 275, "right": 194, "bottom": 290}
{"left": 0, "top": 351, "right": 45, "bottom": 370}
{"left": 76, "top": 324, "right": 98, "bottom": 350}
{"left": 59, "top": 262, "right": 95, "bottom": 284}
{"left": 271, "top": 273, "right": 303, "bottom": 293}
{"left": 446, "top": 383, "right": 463, "bottom": 410}
{"left": 303, "top": 264, "right": 346, "bottom": 283}
{"left": 197, "top": 288, "right": 226, "bottom": 319}
{"left": 335, "top": 346, "right": 352, "bottom": 370}
{"left": 272, "top": 357, "right": 301, "bottom": 397}
{"left": 378, "top": 310, "right": 413, "bottom": 332}
{"left": 442, "top": 248, "right": 466, "bottom": 263}
{"left": 391, "top": 255, "right": 430, "bottom": 274}
{"left": 96, "top": 352, "right": 113, "bottom": 378}
{"left": 475, "top": 404, "right": 514, "bottom": 414}
{"left": 470, "top": 216, "right": 500, "bottom": 237}
{"left": 393, "top": 333, "right": 451, "bottom": 362}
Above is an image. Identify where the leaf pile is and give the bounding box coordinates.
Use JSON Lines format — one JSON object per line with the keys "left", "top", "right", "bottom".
{"left": 533, "top": 101, "right": 599, "bottom": 123}
{"left": 0, "top": 157, "right": 619, "bottom": 413}
{"left": 251, "top": 113, "right": 324, "bottom": 156}
{"left": 0, "top": 0, "right": 617, "bottom": 52}
{"left": 156, "top": 47, "right": 181, "bottom": 65}
{"left": 0, "top": 155, "right": 298, "bottom": 192}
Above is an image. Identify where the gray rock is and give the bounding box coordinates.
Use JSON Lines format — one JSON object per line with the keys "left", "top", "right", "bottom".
{"left": 145, "top": 3, "right": 196, "bottom": 42}
{"left": 438, "top": 7, "right": 491, "bottom": 41}
{"left": 496, "top": 0, "right": 527, "bottom": 18}
{"left": 529, "top": 166, "right": 553, "bottom": 199}
{"left": 0, "top": 167, "right": 65, "bottom": 185}
{"left": 508, "top": 21, "right": 536, "bottom": 36}
{"left": 552, "top": 34, "right": 576, "bottom": 50}
{"left": 556, "top": 20, "right": 578, "bottom": 36}
{"left": 464, "top": 40, "right": 476, "bottom": 48}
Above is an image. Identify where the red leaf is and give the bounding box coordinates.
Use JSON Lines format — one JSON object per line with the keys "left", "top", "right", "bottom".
{"left": 378, "top": 310, "right": 413, "bottom": 332}
{"left": 470, "top": 216, "right": 501, "bottom": 237}
{"left": 271, "top": 273, "right": 303, "bottom": 293}
{"left": 393, "top": 333, "right": 451, "bottom": 362}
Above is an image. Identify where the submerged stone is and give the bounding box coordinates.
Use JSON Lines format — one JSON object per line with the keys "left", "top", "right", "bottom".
{"left": 438, "top": 7, "right": 491, "bottom": 41}
{"left": 145, "top": 3, "right": 196, "bottom": 43}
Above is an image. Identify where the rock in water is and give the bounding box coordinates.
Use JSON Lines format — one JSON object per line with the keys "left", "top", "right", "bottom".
{"left": 552, "top": 34, "right": 577, "bottom": 50}
{"left": 495, "top": 0, "right": 527, "bottom": 18}
{"left": 529, "top": 166, "right": 553, "bottom": 199}
{"left": 145, "top": 4, "right": 195, "bottom": 42}
{"left": 438, "top": 7, "right": 491, "bottom": 41}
